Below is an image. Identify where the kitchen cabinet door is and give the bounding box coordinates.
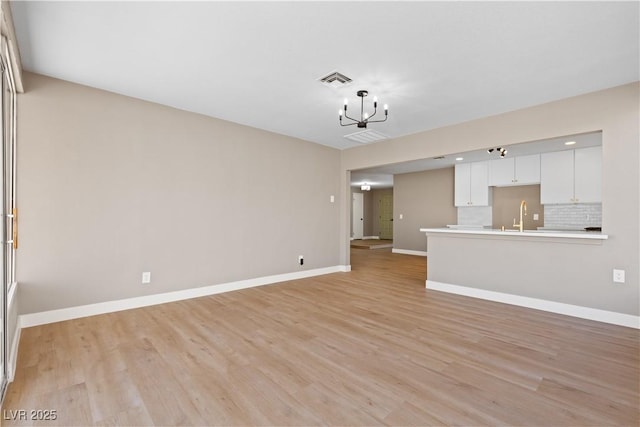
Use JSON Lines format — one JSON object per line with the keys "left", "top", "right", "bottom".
{"left": 455, "top": 161, "right": 489, "bottom": 206}
{"left": 454, "top": 163, "right": 472, "bottom": 206}
{"left": 489, "top": 155, "right": 540, "bottom": 186}
{"left": 470, "top": 161, "right": 489, "bottom": 205}
{"left": 541, "top": 150, "right": 574, "bottom": 204}
{"left": 489, "top": 158, "right": 514, "bottom": 186}
{"left": 574, "top": 147, "right": 601, "bottom": 203}
{"left": 514, "top": 154, "right": 540, "bottom": 184}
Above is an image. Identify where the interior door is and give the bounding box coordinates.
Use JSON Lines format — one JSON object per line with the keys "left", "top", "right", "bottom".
{"left": 379, "top": 193, "right": 393, "bottom": 240}
{"left": 0, "top": 36, "right": 17, "bottom": 400}
{"left": 352, "top": 193, "right": 364, "bottom": 239}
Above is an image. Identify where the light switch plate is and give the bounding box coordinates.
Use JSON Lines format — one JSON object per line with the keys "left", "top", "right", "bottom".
{"left": 142, "top": 272, "right": 151, "bottom": 284}
{"left": 533, "top": 213, "right": 539, "bottom": 221}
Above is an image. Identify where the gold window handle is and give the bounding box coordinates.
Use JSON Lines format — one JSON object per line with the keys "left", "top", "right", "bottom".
{"left": 12, "top": 208, "right": 17, "bottom": 249}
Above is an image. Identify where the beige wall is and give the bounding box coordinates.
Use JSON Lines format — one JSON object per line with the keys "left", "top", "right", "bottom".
{"left": 492, "top": 185, "right": 544, "bottom": 230}
{"left": 17, "top": 72, "right": 342, "bottom": 314}
{"left": 394, "top": 168, "right": 457, "bottom": 252}
{"left": 341, "top": 82, "right": 639, "bottom": 316}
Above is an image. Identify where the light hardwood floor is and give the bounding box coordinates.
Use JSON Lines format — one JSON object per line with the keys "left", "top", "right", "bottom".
{"left": 3, "top": 248, "right": 639, "bottom": 426}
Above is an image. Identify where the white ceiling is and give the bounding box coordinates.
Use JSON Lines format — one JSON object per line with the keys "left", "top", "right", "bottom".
{"left": 10, "top": 1, "right": 639, "bottom": 152}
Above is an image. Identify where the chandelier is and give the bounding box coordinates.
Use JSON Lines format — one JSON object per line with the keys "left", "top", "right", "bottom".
{"left": 339, "top": 90, "right": 388, "bottom": 128}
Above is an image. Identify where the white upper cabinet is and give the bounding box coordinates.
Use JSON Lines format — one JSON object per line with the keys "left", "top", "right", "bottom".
{"left": 454, "top": 162, "right": 472, "bottom": 206}
{"left": 574, "top": 146, "right": 602, "bottom": 203}
{"left": 489, "top": 154, "right": 540, "bottom": 186}
{"left": 515, "top": 154, "right": 541, "bottom": 184}
{"left": 455, "top": 161, "right": 489, "bottom": 206}
{"left": 541, "top": 150, "right": 574, "bottom": 203}
{"left": 489, "top": 158, "right": 514, "bottom": 186}
{"left": 541, "top": 147, "right": 601, "bottom": 204}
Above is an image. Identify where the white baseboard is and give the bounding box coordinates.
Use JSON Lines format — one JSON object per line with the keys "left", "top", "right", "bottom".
{"left": 426, "top": 280, "right": 640, "bottom": 329}
{"left": 7, "top": 321, "right": 21, "bottom": 381}
{"left": 392, "top": 248, "right": 427, "bottom": 257}
{"left": 20, "top": 265, "right": 350, "bottom": 328}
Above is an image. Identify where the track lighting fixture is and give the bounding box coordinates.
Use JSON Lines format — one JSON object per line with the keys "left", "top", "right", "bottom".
{"left": 487, "top": 147, "right": 508, "bottom": 158}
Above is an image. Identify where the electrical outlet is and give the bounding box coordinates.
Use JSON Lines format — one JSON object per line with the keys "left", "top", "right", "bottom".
{"left": 142, "top": 272, "right": 151, "bottom": 284}
{"left": 399, "top": 214, "right": 403, "bottom": 219}
{"left": 298, "top": 255, "right": 304, "bottom": 266}
{"left": 613, "top": 269, "right": 625, "bottom": 284}
{"left": 533, "top": 213, "right": 539, "bottom": 221}
{"left": 330, "top": 195, "right": 335, "bottom": 203}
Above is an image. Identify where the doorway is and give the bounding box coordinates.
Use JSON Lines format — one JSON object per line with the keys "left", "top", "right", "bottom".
{"left": 352, "top": 192, "right": 364, "bottom": 239}
{"left": 378, "top": 193, "right": 393, "bottom": 240}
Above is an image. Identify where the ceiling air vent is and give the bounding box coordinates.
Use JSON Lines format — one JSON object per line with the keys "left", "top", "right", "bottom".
{"left": 318, "top": 71, "right": 352, "bottom": 88}
{"left": 433, "top": 156, "right": 445, "bottom": 160}
{"left": 344, "top": 129, "right": 388, "bottom": 144}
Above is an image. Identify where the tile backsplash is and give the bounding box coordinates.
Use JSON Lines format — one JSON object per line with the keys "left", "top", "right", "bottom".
{"left": 543, "top": 203, "right": 602, "bottom": 229}
{"left": 457, "top": 206, "right": 492, "bottom": 226}
{"left": 458, "top": 202, "right": 602, "bottom": 230}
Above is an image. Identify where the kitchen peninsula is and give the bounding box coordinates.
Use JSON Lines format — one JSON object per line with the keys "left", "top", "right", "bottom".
{"left": 417, "top": 227, "right": 636, "bottom": 328}
{"left": 421, "top": 227, "right": 608, "bottom": 240}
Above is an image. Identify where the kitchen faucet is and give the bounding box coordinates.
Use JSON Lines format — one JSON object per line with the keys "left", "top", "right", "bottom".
{"left": 513, "top": 200, "right": 527, "bottom": 232}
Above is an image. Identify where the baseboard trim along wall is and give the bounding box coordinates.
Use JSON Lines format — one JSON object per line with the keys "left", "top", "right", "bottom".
{"left": 426, "top": 280, "right": 640, "bottom": 329}
{"left": 20, "top": 265, "right": 351, "bottom": 328}
{"left": 8, "top": 321, "right": 21, "bottom": 381}
{"left": 392, "top": 248, "right": 427, "bottom": 257}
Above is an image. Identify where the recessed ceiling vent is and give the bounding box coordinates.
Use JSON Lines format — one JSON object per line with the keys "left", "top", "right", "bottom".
{"left": 318, "top": 71, "right": 352, "bottom": 88}
{"left": 344, "top": 129, "right": 388, "bottom": 144}
{"left": 433, "top": 156, "right": 445, "bottom": 160}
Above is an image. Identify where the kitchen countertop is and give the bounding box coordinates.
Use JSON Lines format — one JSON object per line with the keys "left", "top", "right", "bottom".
{"left": 420, "top": 227, "right": 608, "bottom": 240}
